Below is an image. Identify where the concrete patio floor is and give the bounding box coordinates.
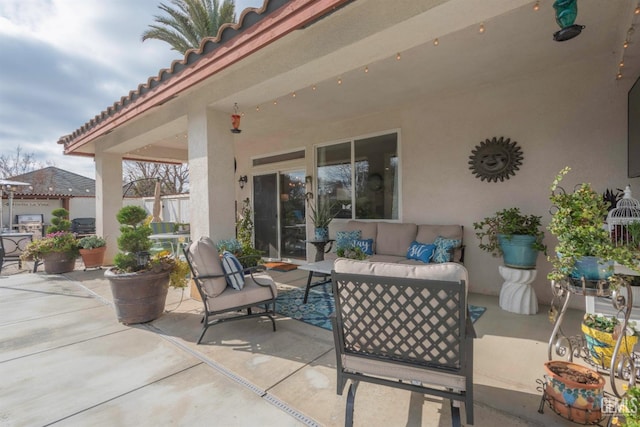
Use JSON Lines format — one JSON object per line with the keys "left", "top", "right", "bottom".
{"left": 0, "top": 263, "right": 589, "bottom": 426}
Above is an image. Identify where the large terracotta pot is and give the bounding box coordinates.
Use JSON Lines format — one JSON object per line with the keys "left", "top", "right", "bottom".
{"left": 543, "top": 361, "right": 605, "bottom": 424}
{"left": 79, "top": 246, "right": 106, "bottom": 270}
{"left": 42, "top": 251, "right": 77, "bottom": 274}
{"left": 105, "top": 268, "right": 170, "bottom": 325}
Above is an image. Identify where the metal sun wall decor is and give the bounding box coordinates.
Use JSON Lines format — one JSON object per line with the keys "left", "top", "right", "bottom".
{"left": 468, "top": 136, "right": 523, "bottom": 183}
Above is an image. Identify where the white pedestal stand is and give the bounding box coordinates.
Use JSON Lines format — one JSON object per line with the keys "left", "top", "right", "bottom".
{"left": 499, "top": 265, "right": 538, "bottom": 315}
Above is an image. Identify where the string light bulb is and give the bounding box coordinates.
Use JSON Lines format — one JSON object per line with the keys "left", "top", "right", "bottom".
{"left": 337, "top": 77, "right": 342, "bottom": 85}
{"left": 396, "top": 52, "right": 401, "bottom": 60}
{"left": 291, "top": 92, "right": 296, "bottom": 98}
{"left": 635, "top": 5, "right": 640, "bottom": 15}
{"left": 620, "top": 60, "right": 625, "bottom": 68}
{"left": 433, "top": 38, "right": 439, "bottom": 46}
{"left": 479, "top": 23, "right": 485, "bottom": 34}
{"left": 273, "top": 100, "right": 277, "bottom": 105}
{"left": 312, "top": 85, "right": 317, "bottom": 91}
{"left": 617, "top": 71, "right": 623, "bottom": 80}
{"left": 533, "top": 1, "right": 540, "bottom": 11}
{"left": 256, "top": 106, "right": 260, "bottom": 112}
{"left": 364, "top": 66, "right": 369, "bottom": 73}
{"left": 625, "top": 40, "right": 630, "bottom": 49}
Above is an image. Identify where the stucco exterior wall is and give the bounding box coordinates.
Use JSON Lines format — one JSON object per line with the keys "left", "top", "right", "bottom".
{"left": 235, "top": 53, "right": 640, "bottom": 307}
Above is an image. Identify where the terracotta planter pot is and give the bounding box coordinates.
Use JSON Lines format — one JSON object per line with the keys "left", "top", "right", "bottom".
{"left": 42, "top": 251, "right": 77, "bottom": 274}
{"left": 543, "top": 361, "right": 605, "bottom": 424}
{"left": 79, "top": 246, "right": 106, "bottom": 270}
{"left": 105, "top": 268, "right": 170, "bottom": 325}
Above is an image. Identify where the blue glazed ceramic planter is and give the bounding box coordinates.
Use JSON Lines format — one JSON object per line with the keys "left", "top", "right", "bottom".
{"left": 571, "top": 256, "right": 614, "bottom": 280}
{"left": 498, "top": 234, "right": 538, "bottom": 269}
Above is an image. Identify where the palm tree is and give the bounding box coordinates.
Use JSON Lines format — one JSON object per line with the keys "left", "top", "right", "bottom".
{"left": 142, "top": 0, "right": 236, "bottom": 54}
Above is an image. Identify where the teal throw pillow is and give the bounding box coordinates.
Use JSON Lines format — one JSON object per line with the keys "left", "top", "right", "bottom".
{"left": 353, "top": 238, "right": 374, "bottom": 255}
{"left": 335, "top": 230, "right": 361, "bottom": 252}
{"left": 433, "top": 237, "right": 462, "bottom": 263}
{"left": 406, "top": 241, "right": 436, "bottom": 263}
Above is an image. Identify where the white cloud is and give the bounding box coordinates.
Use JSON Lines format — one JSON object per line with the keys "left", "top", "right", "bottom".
{"left": 0, "top": 0, "right": 264, "bottom": 180}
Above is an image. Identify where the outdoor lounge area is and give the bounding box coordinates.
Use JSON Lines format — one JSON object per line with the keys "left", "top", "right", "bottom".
{"left": 0, "top": 263, "right": 586, "bottom": 426}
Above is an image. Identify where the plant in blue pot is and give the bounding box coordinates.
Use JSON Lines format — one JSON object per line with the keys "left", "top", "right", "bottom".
{"left": 474, "top": 207, "right": 546, "bottom": 269}
{"left": 548, "top": 167, "right": 639, "bottom": 285}
{"left": 306, "top": 195, "right": 336, "bottom": 241}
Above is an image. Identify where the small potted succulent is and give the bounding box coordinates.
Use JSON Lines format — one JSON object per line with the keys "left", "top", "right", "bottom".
{"left": 581, "top": 313, "right": 638, "bottom": 368}
{"left": 77, "top": 235, "right": 107, "bottom": 270}
{"left": 473, "top": 207, "right": 546, "bottom": 269}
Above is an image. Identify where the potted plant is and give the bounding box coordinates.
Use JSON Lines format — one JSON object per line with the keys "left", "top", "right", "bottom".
{"left": 581, "top": 313, "right": 638, "bottom": 368}
{"left": 77, "top": 235, "right": 107, "bottom": 270}
{"left": 543, "top": 360, "right": 605, "bottom": 424}
{"left": 473, "top": 207, "right": 546, "bottom": 269}
{"left": 21, "top": 230, "right": 80, "bottom": 274}
{"left": 21, "top": 208, "right": 78, "bottom": 274}
{"left": 104, "top": 205, "right": 189, "bottom": 325}
{"left": 548, "top": 167, "right": 639, "bottom": 285}
{"left": 336, "top": 245, "right": 368, "bottom": 260}
{"left": 306, "top": 194, "right": 335, "bottom": 241}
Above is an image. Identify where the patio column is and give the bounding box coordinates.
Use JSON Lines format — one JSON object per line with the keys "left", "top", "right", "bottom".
{"left": 95, "top": 151, "right": 122, "bottom": 264}
{"left": 187, "top": 107, "right": 235, "bottom": 243}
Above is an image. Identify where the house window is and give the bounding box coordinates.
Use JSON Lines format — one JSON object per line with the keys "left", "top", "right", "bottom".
{"left": 316, "top": 132, "right": 398, "bottom": 220}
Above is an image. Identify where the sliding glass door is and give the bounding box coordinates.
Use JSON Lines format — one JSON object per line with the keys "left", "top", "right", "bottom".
{"left": 253, "top": 170, "right": 306, "bottom": 261}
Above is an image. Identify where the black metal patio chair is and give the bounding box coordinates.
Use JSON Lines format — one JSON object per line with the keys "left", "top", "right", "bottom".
{"left": 331, "top": 259, "right": 475, "bottom": 427}
{"left": 183, "top": 237, "right": 277, "bottom": 344}
{"left": 0, "top": 234, "right": 40, "bottom": 274}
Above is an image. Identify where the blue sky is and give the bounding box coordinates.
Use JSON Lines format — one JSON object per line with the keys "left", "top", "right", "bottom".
{"left": 0, "top": 0, "right": 262, "bottom": 179}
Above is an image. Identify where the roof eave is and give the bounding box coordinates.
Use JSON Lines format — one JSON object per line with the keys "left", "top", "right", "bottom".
{"left": 60, "top": 0, "right": 353, "bottom": 156}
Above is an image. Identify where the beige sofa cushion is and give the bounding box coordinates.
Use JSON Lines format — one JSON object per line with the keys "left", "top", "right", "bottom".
{"left": 375, "top": 222, "right": 417, "bottom": 257}
{"left": 187, "top": 237, "right": 227, "bottom": 297}
{"left": 346, "top": 221, "right": 378, "bottom": 241}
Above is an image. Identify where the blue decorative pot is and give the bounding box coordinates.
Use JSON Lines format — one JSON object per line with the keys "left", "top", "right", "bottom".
{"left": 498, "top": 234, "right": 538, "bottom": 269}
{"left": 571, "top": 256, "right": 614, "bottom": 280}
{"left": 314, "top": 227, "right": 329, "bottom": 241}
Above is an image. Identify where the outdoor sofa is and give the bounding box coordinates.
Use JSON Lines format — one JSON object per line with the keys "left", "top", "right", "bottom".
{"left": 327, "top": 220, "right": 464, "bottom": 265}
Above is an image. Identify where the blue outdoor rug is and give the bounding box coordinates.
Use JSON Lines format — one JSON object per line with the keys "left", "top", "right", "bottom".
{"left": 275, "top": 283, "right": 486, "bottom": 331}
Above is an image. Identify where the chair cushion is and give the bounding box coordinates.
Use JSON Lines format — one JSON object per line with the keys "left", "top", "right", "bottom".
{"left": 187, "top": 237, "right": 227, "bottom": 297}
{"left": 375, "top": 222, "right": 417, "bottom": 256}
{"left": 334, "top": 258, "right": 469, "bottom": 296}
{"left": 206, "top": 274, "right": 277, "bottom": 312}
{"left": 433, "top": 236, "right": 462, "bottom": 263}
{"left": 342, "top": 354, "right": 466, "bottom": 391}
{"left": 221, "top": 251, "right": 245, "bottom": 290}
{"left": 406, "top": 241, "right": 436, "bottom": 263}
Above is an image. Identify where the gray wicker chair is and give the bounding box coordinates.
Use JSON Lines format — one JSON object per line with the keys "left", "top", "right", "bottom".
{"left": 183, "top": 237, "right": 277, "bottom": 344}
{"left": 331, "top": 259, "right": 475, "bottom": 426}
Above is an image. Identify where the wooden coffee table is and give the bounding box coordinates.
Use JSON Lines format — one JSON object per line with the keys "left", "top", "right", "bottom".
{"left": 298, "top": 259, "right": 335, "bottom": 303}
